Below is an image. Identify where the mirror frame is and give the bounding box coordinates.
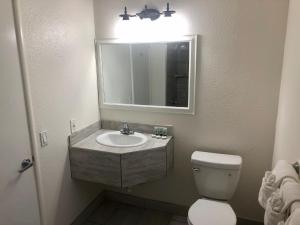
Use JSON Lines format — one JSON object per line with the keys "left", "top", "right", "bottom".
{"left": 95, "top": 35, "right": 197, "bottom": 114}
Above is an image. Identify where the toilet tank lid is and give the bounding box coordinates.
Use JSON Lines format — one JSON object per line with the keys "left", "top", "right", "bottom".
{"left": 191, "top": 151, "right": 242, "bottom": 170}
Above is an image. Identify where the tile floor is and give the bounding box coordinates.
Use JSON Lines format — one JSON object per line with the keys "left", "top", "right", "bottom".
{"left": 80, "top": 198, "right": 263, "bottom": 225}
{"left": 82, "top": 200, "right": 188, "bottom": 225}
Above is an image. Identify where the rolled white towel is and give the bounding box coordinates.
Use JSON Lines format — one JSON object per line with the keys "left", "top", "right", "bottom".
{"left": 264, "top": 190, "right": 285, "bottom": 225}
{"left": 291, "top": 201, "right": 300, "bottom": 214}
{"left": 273, "top": 160, "right": 299, "bottom": 187}
{"left": 281, "top": 181, "right": 300, "bottom": 212}
{"left": 285, "top": 208, "right": 300, "bottom": 225}
{"left": 281, "top": 177, "right": 297, "bottom": 187}
{"left": 259, "top": 171, "right": 277, "bottom": 209}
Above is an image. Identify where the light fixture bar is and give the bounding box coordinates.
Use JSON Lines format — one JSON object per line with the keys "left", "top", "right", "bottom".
{"left": 119, "top": 3, "right": 176, "bottom": 21}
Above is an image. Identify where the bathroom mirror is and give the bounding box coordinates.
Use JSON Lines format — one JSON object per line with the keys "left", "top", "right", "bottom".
{"left": 95, "top": 35, "right": 197, "bottom": 114}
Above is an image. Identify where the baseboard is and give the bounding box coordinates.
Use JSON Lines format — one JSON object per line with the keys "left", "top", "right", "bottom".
{"left": 237, "top": 217, "right": 263, "bottom": 225}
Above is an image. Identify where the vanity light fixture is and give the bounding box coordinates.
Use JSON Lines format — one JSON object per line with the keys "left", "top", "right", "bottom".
{"left": 119, "top": 6, "right": 136, "bottom": 20}
{"left": 119, "top": 3, "right": 176, "bottom": 21}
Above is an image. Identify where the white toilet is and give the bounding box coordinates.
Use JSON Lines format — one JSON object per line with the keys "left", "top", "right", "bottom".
{"left": 188, "top": 151, "right": 242, "bottom": 225}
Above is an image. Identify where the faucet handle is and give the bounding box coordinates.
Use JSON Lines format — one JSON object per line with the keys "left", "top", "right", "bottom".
{"left": 120, "top": 122, "right": 134, "bottom": 135}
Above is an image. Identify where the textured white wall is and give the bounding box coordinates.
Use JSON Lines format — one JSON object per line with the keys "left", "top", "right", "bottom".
{"left": 273, "top": 0, "right": 300, "bottom": 164}
{"left": 18, "top": 0, "right": 101, "bottom": 224}
{"left": 94, "top": 0, "right": 288, "bottom": 221}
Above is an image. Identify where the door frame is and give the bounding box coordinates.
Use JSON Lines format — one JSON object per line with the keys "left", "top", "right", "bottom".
{"left": 12, "top": 0, "right": 46, "bottom": 224}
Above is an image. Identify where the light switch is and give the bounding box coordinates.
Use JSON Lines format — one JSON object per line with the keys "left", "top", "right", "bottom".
{"left": 39, "top": 131, "right": 48, "bottom": 147}
{"left": 70, "top": 119, "right": 77, "bottom": 133}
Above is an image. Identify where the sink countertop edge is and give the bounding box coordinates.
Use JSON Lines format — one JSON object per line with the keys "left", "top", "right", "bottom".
{"left": 70, "top": 129, "right": 173, "bottom": 155}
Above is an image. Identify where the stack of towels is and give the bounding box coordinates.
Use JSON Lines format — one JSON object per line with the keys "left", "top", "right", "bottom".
{"left": 258, "top": 160, "right": 300, "bottom": 225}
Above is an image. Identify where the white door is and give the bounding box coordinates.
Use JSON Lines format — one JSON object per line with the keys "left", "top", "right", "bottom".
{"left": 0, "top": 0, "right": 41, "bottom": 225}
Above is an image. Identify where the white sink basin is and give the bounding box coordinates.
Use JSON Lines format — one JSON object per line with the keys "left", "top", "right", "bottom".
{"left": 96, "top": 131, "right": 147, "bottom": 148}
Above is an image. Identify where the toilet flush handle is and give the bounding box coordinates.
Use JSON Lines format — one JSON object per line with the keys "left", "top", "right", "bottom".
{"left": 193, "top": 168, "right": 200, "bottom": 172}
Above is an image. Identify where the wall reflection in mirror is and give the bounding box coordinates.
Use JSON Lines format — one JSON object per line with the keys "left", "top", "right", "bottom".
{"left": 100, "top": 42, "right": 190, "bottom": 107}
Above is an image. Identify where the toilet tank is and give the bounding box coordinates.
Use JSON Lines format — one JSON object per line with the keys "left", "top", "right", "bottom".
{"left": 191, "top": 151, "right": 242, "bottom": 200}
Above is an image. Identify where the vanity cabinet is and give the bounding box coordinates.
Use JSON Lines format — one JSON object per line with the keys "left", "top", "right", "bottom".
{"left": 121, "top": 148, "right": 166, "bottom": 187}
{"left": 70, "top": 149, "right": 122, "bottom": 187}
{"left": 69, "top": 129, "right": 174, "bottom": 188}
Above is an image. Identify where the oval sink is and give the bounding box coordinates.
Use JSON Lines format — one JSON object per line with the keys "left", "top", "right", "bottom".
{"left": 96, "top": 131, "right": 147, "bottom": 148}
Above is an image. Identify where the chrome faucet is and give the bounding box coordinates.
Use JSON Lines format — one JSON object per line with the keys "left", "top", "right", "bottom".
{"left": 120, "top": 122, "right": 134, "bottom": 135}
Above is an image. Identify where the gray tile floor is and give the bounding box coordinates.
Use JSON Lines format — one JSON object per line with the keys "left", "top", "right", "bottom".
{"left": 82, "top": 200, "right": 188, "bottom": 225}
{"left": 81, "top": 198, "right": 263, "bottom": 225}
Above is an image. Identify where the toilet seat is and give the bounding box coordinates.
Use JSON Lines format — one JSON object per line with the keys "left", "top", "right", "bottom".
{"left": 188, "top": 199, "right": 236, "bottom": 225}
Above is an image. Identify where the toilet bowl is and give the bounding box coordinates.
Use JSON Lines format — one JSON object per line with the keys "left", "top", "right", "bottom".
{"left": 188, "top": 151, "right": 242, "bottom": 225}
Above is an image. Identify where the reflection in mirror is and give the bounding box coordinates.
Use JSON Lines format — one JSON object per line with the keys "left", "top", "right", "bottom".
{"left": 101, "top": 42, "right": 189, "bottom": 107}
{"left": 96, "top": 35, "right": 197, "bottom": 114}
